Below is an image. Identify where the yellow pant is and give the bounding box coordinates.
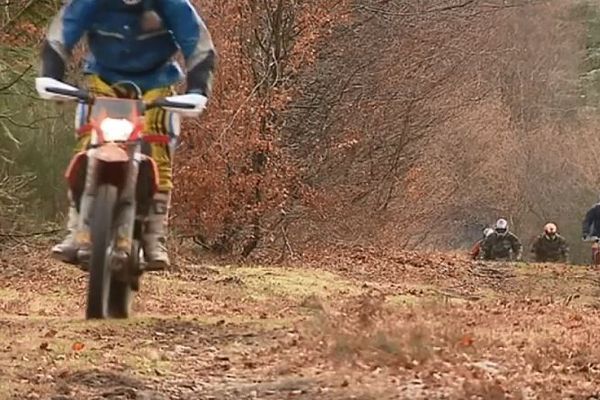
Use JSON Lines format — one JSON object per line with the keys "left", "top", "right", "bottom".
{"left": 75, "top": 75, "right": 176, "bottom": 191}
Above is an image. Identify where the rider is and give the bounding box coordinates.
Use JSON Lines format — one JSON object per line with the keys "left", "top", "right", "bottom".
{"left": 582, "top": 197, "right": 600, "bottom": 241}
{"left": 530, "top": 223, "right": 569, "bottom": 263}
{"left": 470, "top": 227, "right": 494, "bottom": 260}
{"left": 480, "top": 218, "right": 523, "bottom": 261}
{"left": 39, "top": 0, "right": 216, "bottom": 270}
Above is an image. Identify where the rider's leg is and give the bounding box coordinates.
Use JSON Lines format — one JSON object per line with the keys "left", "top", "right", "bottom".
{"left": 141, "top": 86, "right": 176, "bottom": 270}
{"left": 142, "top": 144, "right": 172, "bottom": 269}
{"left": 143, "top": 190, "right": 171, "bottom": 269}
{"left": 51, "top": 192, "right": 79, "bottom": 263}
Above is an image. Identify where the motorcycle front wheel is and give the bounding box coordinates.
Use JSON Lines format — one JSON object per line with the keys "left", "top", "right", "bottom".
{"left": 106, "top": 240, "right": 139, "bottom": 319}
{"left": 86, "top": 184, "right": 118, "bottom": 319}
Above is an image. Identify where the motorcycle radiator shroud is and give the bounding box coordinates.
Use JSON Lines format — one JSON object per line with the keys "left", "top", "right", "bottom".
{"left": 65, "top": 148, "right": 160, "bottom": 218}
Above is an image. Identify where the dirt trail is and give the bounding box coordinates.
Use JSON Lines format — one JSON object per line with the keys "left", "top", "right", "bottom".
{"left": 2, "top": 247, "right": 600, "bottom": 399}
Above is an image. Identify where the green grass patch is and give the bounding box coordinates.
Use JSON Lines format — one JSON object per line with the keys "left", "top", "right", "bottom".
{"left": 125, "top": 348, "right": 173, "bottom": 377}
{"left": 218, "top": 265, "right": 359, "bottom": 300}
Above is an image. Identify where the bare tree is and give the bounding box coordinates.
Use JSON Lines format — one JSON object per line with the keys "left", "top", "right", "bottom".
{"left": 282, "top": 0, "right": 598, "bottom": 256}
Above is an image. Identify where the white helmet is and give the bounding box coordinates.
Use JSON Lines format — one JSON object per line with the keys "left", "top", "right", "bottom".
{"left": 495, "top": 218, "right": 508, "bottom": 236}
{"left": 483, "top": 228, "right": 494, "bottom": 238}
{"left": 544, "top": 222, "right": 557, "bottom": 238}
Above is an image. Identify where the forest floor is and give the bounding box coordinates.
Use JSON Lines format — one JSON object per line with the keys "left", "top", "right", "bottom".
{"left": 2, "top": 245, "right": 600, "bottom": 399}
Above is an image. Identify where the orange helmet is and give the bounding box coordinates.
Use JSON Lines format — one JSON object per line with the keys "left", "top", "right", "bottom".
{"left": 544, "top": 223, "right": 557, "bottom": 236}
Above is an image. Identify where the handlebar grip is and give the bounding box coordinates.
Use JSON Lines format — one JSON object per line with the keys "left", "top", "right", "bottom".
{"left": 149, "top": 98, "right": 197, "bottom": 110}
{"left": 46, "top": 87, "right": 91, "bottom": 102}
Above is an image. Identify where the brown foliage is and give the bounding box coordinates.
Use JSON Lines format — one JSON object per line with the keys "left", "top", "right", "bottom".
{"left": 4, "top": 0, "right": 598, "bottom": 260}
{"left": 280, "top": 0, "right": 600, "bottom": 258}
{"left": 173, "top": 0, "right": 349, "bottom": 257}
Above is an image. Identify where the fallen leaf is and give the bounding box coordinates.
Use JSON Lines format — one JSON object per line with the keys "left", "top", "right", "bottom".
{"left": 472, "top": 360, "right": 504, "bottom": 375}
{"left": 459, "top": 334, "right": 474, "bottom": 347}
{"left": 570, "top": 314, "right": 583, "bottom": 322}
{"left": 39, "top": 342, "right": 50, "bottom": 351}
{"left": 43, "top": 329, "right": 58, "bottom": 338}
{"left": 71, "top": 342, "right": 85, "bottom": 352}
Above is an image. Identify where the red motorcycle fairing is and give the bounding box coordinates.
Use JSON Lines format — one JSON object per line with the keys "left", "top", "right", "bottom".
{"left": 64, "top": 151, "right": 87, "bottom": 191}
{"left": 65, "top": 150, "right": 160, "bottom": 199}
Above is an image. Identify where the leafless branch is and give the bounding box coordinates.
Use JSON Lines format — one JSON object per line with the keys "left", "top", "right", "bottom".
{"left": 0, "top": 64, "right": 31, "bottom": 92}
{"left": 0, "top": 229, "right": 61, "bottom": 238}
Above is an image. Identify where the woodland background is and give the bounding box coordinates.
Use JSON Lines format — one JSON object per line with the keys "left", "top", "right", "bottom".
{"left": 1, "top": 0, "right": 600, "bottom": 263}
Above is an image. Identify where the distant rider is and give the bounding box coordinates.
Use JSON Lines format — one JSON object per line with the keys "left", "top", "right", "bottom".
{"left": 480, "top": 218, "right": 523, "bottom": 261}
{"left": 531, "top": 223, "right": 569, "bottom": 263}
{"left": 582, "top": 197, "right": 600, "bottom": 241}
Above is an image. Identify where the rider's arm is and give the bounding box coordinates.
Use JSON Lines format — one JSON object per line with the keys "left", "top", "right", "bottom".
{"left": 512, "top": 235, "right": 523, "bottom": 260}
{"left": 582, "top": 206, "right": 599, "bottom": 237}
{"left": 530, "top": 237, "right": 538, "bottom": 254}
{"left": 155, "top": 0, "right": 216, "bottom": 97}
{"left": 561, "top": 237, "right": 570, "bottom": 262}
{"left": 40, "top": 0, "right": 98, "bottom": 80}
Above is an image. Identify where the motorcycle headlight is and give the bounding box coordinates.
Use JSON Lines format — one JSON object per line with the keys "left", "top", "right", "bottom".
{"left": 100, "top": 118, "right": 135, "bottom": 142}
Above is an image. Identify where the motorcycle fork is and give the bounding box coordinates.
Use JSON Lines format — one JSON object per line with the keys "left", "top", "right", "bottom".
{"left": 76, "top": 150, "right": 99, "bottom": 248}
{"left": 76, "top": 145, "right": 142, "bottom": 258}
{"left": 114, "top": 144, "right": 142, "bottom": 258}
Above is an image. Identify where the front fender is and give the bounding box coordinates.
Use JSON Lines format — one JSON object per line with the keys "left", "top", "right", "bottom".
{"left": 93, "top": 143, "right": 129, "bottom": 162}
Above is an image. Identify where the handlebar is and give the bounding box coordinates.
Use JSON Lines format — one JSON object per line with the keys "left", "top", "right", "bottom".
{"left": 47, "top": 87, "right": 196, "bottom": 111}
{"left": 39, "top": 76, "right": 207, "bottom": 118}
{"left": 46, "top": 86, "right": 92, "bottom": 102}
{"left": 146, "top": 98, "right": 197, "bottom": 110}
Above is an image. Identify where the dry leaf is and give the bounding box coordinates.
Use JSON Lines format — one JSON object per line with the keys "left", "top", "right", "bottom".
{"left": 459, "top": 335, "right": 474, "bottom": 347}
{"left": 72, "top": 342, "right": 85, "bottom": 352}
{"left": 43, "top": 329, "right": 58, "bottom": 338}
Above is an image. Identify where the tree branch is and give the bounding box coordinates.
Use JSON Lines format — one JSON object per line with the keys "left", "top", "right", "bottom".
{"left": 0, "top": 64, "right": 32, "bottom": 92}
{"left": 0, "top": 229, "right": 61, "bottom": 238}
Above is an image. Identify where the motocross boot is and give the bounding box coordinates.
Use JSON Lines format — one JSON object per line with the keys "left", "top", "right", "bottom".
{"left": 143, "top": 191, "right": 171, "bottom": 270}
{"left": 51, "top": 202, "right": 79, "bottom": 264}
{"left": 75, "top": 193, "right": 94, "bottom": 268}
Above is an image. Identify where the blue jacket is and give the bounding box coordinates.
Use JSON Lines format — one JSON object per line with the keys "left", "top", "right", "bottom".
{"left": 41, "top": 0, "right": 215, "bottom": 94}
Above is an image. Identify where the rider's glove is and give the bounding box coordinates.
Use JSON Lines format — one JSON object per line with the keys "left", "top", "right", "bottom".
{"left": 163, "top": 93, "right": 208, "bottom": 117}
{"left": 182, "top": 93, "right": 208, "bottom": 113}
{"left": 183, "top": 93, "right": 208, "bottom": 109}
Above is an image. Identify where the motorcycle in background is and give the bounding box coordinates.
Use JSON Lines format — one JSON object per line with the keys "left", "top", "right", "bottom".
{"left": 583, "top": 235, "right": 600, "bottom": 266}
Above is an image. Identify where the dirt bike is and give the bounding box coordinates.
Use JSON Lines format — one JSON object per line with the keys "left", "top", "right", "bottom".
{"left": 36, "top": 77, "right": 206, "bottom": 320}
{"left": 584, "top": 235, "right": 600, "bottom": 266}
